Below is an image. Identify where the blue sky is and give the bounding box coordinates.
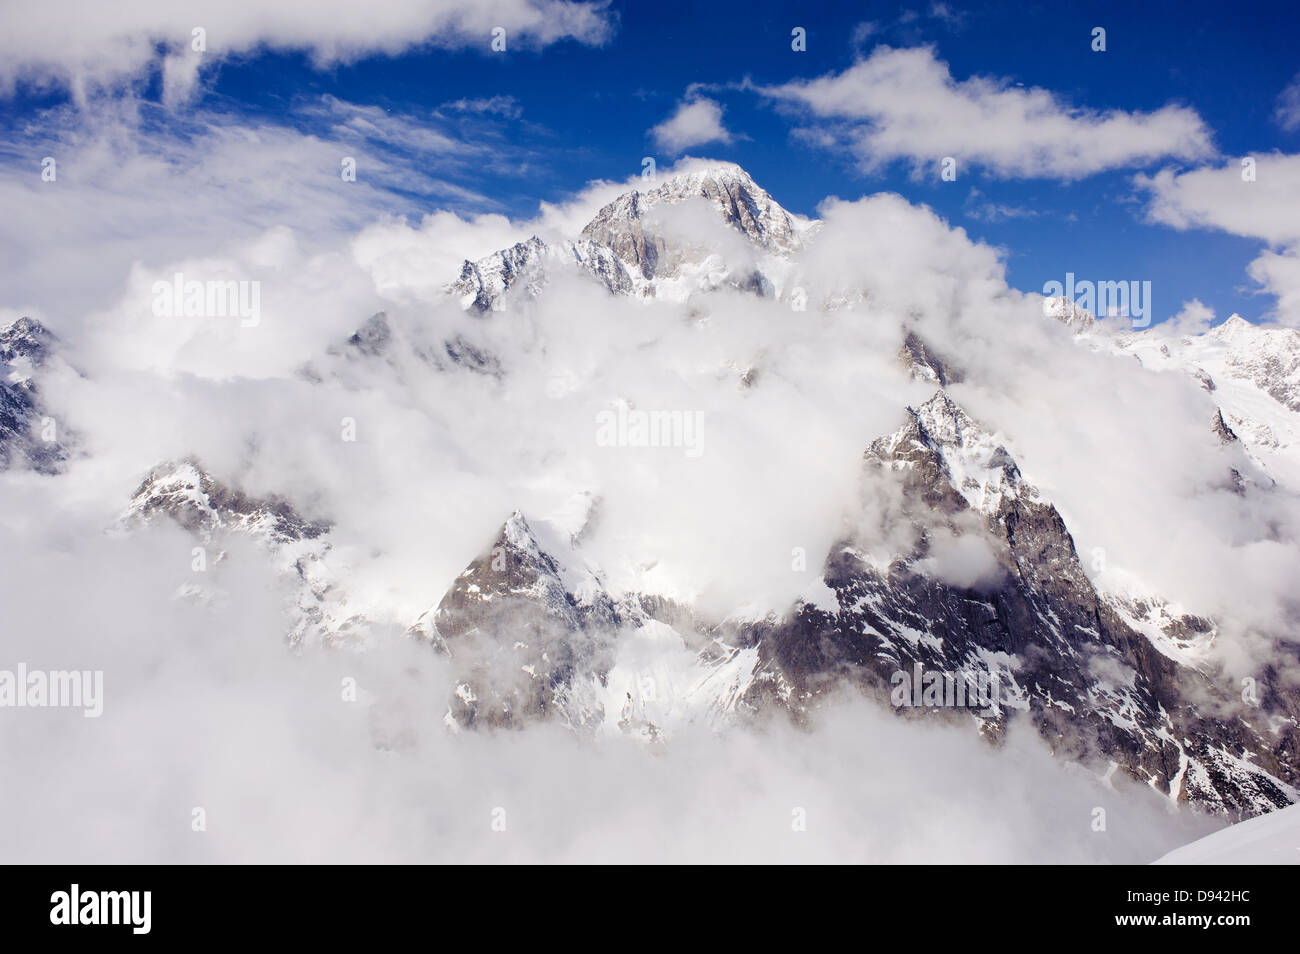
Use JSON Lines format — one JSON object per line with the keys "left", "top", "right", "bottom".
{"left": 3, "top": 0, "right": 1300, "bottom": 327}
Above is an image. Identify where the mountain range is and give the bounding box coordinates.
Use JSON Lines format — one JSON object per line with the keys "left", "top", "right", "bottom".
{"left": 6, "top": 161, "right": 1300, "bottom": 822}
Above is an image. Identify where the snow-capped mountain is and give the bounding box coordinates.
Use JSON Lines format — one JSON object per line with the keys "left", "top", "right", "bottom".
{"left": 407, "top": 508, "right": 773, "bottom": 737}
{"left": 448, "top": 162, "right": 814, "bottom": 310}
{"left": 18, "top": 162, "right": 1300, "bottom": 824}
{"left": 1052, "top": 304, "right": 1300, "bottom": 490}
{"left": 393, "top": 382, "right": 1296, "bottom": 813}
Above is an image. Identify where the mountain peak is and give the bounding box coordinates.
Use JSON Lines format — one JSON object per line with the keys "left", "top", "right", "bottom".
{"left": 0, "top": 315, "right": 55, "bottom": 365}
{"left": 124, "top": 458, "right": 330, "bottom": 543}
{"left": 444, "top": 162, "right": 808, "bottom": 311}
{"left": 579, "top": 160, "right": 807, "bottom": 265}
{"left": 1210, "top": 313, "right": 1254, "bottom": 338}
{"left": 646, "top": 159, "right": 759, "bottom": 192}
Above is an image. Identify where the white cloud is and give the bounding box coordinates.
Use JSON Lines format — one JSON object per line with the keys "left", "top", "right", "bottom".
{"left": 650, "top": 97, "right": 734, "bottom": 154}
{"left": 1137, "top": 155, "right": 1300, "bottom": 246}
{"left": 920, "top": 531, "right": 1004, "bottom": 590}
{"left": 0, "top": 495, "right": 1218, "bottom": 863}
{"left": 1276, "top": 72, "right": 1300, "bottom": 132}
{"left": 0, "top": 95, "right": 522, "bottom": 321}
{"left": 1137, "top": 155, "right": 1300, "bottom": 325}
{"left": 759, "top": 45, "right": 1213, "bottom": 180}
{"left": 1164, "top": 298, "right": 1216, "bottom": 336}
{"left": 850, "top": 21, "right": 879, "bottom": 49}
{"left": 963, "top": 188, "right": 1039, "bottom": 222}
{"left": 0, "top": 0, "right": 615, "bottom": 103}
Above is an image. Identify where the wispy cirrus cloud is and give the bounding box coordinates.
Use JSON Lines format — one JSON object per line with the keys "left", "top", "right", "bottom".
{"left": 756, "top": 45, "right": 1213, "bottom": 180}
{"left": 439, "top": 95, "right": 524, "bottom": 119}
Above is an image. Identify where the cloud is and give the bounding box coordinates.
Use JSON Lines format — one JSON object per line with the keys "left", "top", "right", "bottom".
{"left": 650, "top": 97, "right": 734, "bottom": 154}
{"left": 925, "top": 2, "right": 969, "bottom": 30}
{"left": 0, "top": 508, "right": 1218, "bottom": 862}
{"left": 1164, "top": 298, "right": 1216, "bottom": 336}
{"left": 758, "top": 45, "right": 1213, "bottom": 180}
{"left": 0, "top": 93, "right": 531, "bottom": 321}
{"left": 963, "top": 188, "right": 1039, "bottom": 223}
{"left": 0, "top": 0, "right": 616, "bottom": 104}
{"left": 919, "top": 530, "right": 1004, "bottom": 590}
{"left": 1137, "top": 155, "right": 1300, "bottom": 246}
{"left": 441, "top": 95, "right": 523, "bottom": 119}
{"left": 1137, "top": 155, "right": 1300, "bottom": 325}
{"left": 1276, "top": 72, "right": 1300, "bottom": 132}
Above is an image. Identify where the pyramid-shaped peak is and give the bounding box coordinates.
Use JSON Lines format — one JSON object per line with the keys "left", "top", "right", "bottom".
{"left": 1209, "top": 314, "right": 1254, "bottom": 338}
{"left": 869, "top": 392, "right": 1031, "bottom": 516}
{"left": 911, "top": 391, "right": 982, "bottom": 446}
{"left": 581, "top": 160, "right": 807, "bottom": 258}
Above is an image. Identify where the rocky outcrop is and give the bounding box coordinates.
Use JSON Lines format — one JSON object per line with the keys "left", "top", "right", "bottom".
{"left": 0, "top": 316, "right": 70, "bottom": 474}
{"left": 899, "top": 329, "right": 962, "bottom": 387}
{"left": 122, "top": 460, "right": 362, "bottom": 647}
{"left": 409, "top": 511, "right": 622, "bottom": 729}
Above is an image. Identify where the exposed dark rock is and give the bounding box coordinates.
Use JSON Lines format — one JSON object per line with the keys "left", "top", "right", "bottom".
{"left": 899, "top": 329, "right": 962, "bottom": 387}
{"left": 126, "top": 458, "right": 331, "bottom": 543}
{"left": 409, "top": 512, "right": 619, "bottom": 729}
{"left": 1213, "top": 408, "right": 1239, "bottom": 444}
{"left": 0, "top": 316, "right": 69, "bottom": 474}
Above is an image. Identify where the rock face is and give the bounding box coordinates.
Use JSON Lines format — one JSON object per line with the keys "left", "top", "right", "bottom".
{"left": 899, "top": 329, "right": 962, "bottom": 386}
{"left": 746, "top": 392, "right": 1297, "bottom": 815}
{"left": 409, "top": 508, "right": 783, "bottom": 736}
{"left": 409, "top": 512, "right": 621, "bottom": 728}
{"left": 0, "top": 316, "right": 69, "bottom": 473}
{"left": 1213, "top": 408, "right": 1239, "bottom": 444}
